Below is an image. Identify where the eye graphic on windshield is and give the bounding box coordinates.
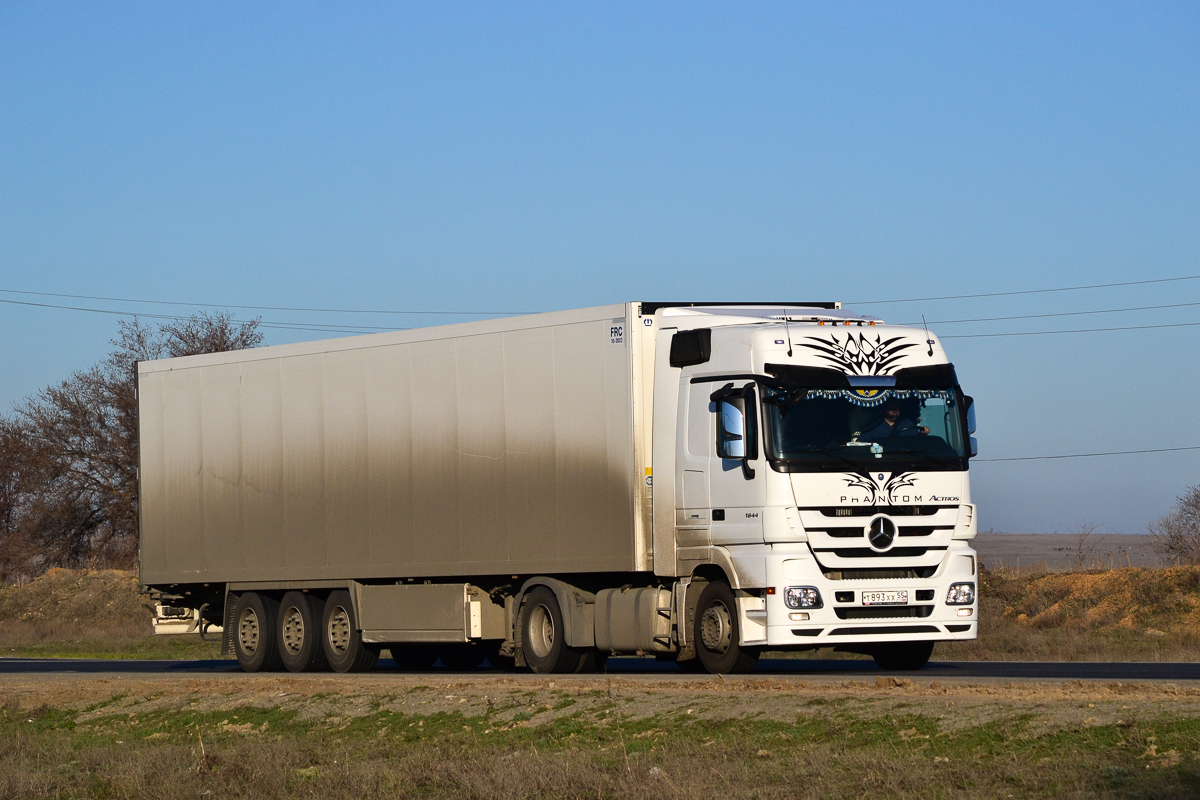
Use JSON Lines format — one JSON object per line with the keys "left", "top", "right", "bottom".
{"left": 800, "top": 333, "right": 917, "bottom": 376}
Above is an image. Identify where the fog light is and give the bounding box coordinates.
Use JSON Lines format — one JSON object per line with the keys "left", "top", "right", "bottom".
{"left": 945, "top": 582, "right": 975, "bottom": 605}
{"left": 788, "top": 612, "right": 810, "bottom": 621}
{"left": 957, "top": 608, "right": 973, "bottom": 617}
{"left": 785, "top": 586, "right": 823, "bottom": 609}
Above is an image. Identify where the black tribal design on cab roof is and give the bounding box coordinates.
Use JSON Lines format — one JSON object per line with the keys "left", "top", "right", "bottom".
{"left": 800, "top": 332, "right": 918, "bottom": 376}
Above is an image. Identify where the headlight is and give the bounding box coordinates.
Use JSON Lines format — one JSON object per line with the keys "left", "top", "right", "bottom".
{"left": 945, "top": 583, "right": 975, "bottom": 605}
{"left": 784, "top": 586, "right": 822, "bottom": 609}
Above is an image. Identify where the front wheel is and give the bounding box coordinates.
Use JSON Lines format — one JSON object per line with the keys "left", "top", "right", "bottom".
{"left": 872, "top": 641, "right": 934, "bottom": 671}
{"left": 693, "top": 582, "right": 759, "bottom": 674}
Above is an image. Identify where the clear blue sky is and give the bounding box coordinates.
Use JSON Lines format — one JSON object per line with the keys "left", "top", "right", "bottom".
{"left": 1, "top": 3, "right": 1197, "bottom": 535}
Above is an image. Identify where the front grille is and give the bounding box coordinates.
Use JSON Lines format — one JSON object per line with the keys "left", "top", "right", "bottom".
{"left": 830, "top": 547, "right": 944, "bottom": 559}
{"left": 834, "top": 605, "right": 933, "bottom": 620}
{"left": 808, "top": 505, "right": 953, "bottom": 517}
{"left": 824, "top": 527, "right": 864, "bottom": 538}
{"left": 819, "top": 566, "right": 938, "bottom": 580}
{"left": 830, "top": 625, "right": 939, "bottom": 636}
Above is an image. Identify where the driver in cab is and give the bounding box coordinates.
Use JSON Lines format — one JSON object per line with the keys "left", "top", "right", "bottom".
{"left": 860, "top": 399, "right": 929, "bottom": 441}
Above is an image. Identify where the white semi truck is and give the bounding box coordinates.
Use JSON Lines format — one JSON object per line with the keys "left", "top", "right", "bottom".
{"left": 138, "top": 302, "right": 979, "bottom": 674}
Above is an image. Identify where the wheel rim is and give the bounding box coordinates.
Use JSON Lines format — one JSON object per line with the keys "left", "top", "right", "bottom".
{"left": 526, "top": 604, "right": 555, "bottom": 659}
{"left": 327, "top": 606, "right": 351, "bottom": 656}
{"left": 700, "top": 600, "right": 733, "bottom": 655}
{"left": 238, "top": 607, "right": 260, "bottom": 654}
{"left": 281, "top": 606, "right": 305, "bottom": 655}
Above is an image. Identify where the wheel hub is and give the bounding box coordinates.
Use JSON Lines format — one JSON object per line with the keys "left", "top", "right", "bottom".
{"left": 238, "top": 607, "right": 260, "bottom": 654}
{"left": 282, "top": 607, "right": 305, "bottom": 655}
{"left": 327, "top": 606, "right": 351, "bottom": 655}
{"left": 700, "top": 601, "right": 733, "bottom": 654}
{"left": 527, "top": 604, "right": 555, "bottom": 659}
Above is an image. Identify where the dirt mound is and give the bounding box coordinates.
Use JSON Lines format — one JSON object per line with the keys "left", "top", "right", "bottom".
{"left": 0, "top": 568, "right": 149, "bottom": 644}
{"left": 986, "top": 566, "right": 1200, "bottom": 633}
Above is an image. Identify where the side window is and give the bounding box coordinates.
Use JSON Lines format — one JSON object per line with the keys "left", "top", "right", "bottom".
{"left": 688, "top": 386, "right": 711, "bottom": 457}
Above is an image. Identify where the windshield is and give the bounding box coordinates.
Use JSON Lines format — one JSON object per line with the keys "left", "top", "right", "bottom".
{"left": 763, "top": 386, "right": 967, "bottom": 470}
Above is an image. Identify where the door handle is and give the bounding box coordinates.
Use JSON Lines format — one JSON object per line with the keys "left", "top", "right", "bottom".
{"left": 712, "top": 509, "right": 725, "bottom": 521}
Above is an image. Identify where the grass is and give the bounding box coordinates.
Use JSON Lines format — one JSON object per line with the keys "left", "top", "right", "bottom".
{"left": 1, "top": 687, "right": 1198, "bottom": 799}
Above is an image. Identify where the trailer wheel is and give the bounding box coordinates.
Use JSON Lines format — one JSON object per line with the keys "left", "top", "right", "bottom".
{"left": 233, "top": 593, "right": 283, "bottom": 673}
{"left": 393, "top": 645, "right": 438, "bottom": 671}
{"left": 277, "top": 592, "right": 329, "bottom": 673}
{"left": 321, "top": 590, "right": 378, "bottom": 673}
{"left": 872, "top": 641, "right": 934, "bottom": 671}
{"left": 520, "top": 586, "right": 590, "bottom": 674}
{"left": 693, "top": 582, "right": 759, "bottom": 674}
{"left": 438, "top": 644, "right": 487, "bottom": 671}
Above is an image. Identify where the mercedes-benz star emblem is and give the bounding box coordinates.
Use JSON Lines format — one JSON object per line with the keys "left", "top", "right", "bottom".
{"left": 866, "top": 515, "right": 898, "bottom": 551}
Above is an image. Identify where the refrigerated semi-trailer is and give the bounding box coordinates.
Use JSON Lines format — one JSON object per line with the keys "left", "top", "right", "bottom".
{"left": 139, "top": 302, "right": 980, "bottom": 674}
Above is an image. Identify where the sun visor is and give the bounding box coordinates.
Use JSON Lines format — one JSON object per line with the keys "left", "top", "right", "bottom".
{"left": 894, "top": 364, "right": 958, "bottom": 388}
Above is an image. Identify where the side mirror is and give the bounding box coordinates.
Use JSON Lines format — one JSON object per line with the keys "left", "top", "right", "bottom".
{"left": 719, "top": 401, "right": 746, "bottom": 458}
{"left": 970, "top": 436, "right": 979, "bottom": 458}
{"left": 713, "top": 383, "right": 758, "bottom": 478}
{"left": 964, "top": 395, "right": 976, "bottom": 435}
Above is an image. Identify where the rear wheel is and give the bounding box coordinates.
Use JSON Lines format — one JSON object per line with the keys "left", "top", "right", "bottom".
{"left": 693, "top": 582, "right": 759, "bottom": 674}
{"left": 321, "top": 590, "right": 378, "bottom": 673}
{"left": 520, "top": 586, "right": 591, "bottom": 674}
{"left": 233, "top": 593, "right": 282, "bottom": 673}
{"left": 872, "top": 641, "right": 934, "bottom": 671}
{"left": 277, "top": 591, "right": 329, "bottom": 673}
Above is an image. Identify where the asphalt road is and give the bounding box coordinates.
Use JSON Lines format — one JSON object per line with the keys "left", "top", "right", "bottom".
{"left": 2, "top": 657, "right": 1198, "bottom": 681}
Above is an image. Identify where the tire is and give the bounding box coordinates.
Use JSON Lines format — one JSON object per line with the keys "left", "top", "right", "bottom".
{"left": 520, "top": 586, "right": 591, "bottom": 674}
{"left": 277, "top": 591, "right": 329, "bottom": 673}
{"left": 321, "top": 590, "right": 378, "bottom": 673}
{"left": 233, "top": 592, "right": 283, "bottom": 673}
{"left": 872, "top": 641, "right": 934, "bottom": 671}
{"left": 693, "top": 582, "right": 759, "bottom": 674}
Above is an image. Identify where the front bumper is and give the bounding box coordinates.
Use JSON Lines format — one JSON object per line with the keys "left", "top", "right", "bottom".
{"left": 741, "top": 540, "right": 979, "bottom": 647}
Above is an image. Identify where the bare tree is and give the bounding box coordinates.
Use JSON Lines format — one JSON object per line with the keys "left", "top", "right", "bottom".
{"left": 0, "top": 313, "right": 262, "bottom": 580}
{"left": 1149, "top": 485, "right": 1200, "bottom": 565}
{"left": 1070, "top": 521, "right": 1100, "bottom": 569}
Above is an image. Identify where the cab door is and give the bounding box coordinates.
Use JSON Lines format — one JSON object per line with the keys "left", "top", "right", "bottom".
{"left": 707, "top": 383, "right": 765, "bottom": 544}
{"left": 675, "top": 379, "right": 711, "bottom": 546}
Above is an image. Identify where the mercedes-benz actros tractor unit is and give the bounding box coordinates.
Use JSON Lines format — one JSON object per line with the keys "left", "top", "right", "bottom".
{"left": 139, "top": 302, "right": 979, "bottom": 674}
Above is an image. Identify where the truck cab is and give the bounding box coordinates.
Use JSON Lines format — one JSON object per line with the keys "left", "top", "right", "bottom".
{"left": 651, "top": 304, "right": 978, "bottom": 671}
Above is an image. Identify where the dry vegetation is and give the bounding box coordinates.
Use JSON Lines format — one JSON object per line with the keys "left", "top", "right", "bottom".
{"left": 0, "top": 568, "right": 219, "bottom": 659}
{"left": 938, "top": 565, "right": 1200, "bottom": 662}
{"left": 2, "top": 672, "right": 1199, "bottom": 799}
{"left": 5, "top": 565, "right": 1200, "bottom": 663}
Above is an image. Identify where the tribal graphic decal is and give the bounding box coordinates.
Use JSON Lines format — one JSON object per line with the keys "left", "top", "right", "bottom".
{"left": 800, "top": 332, "right": 917, "bottom": 376}
{"left": 842, "top": 472, "right": 917, "bottom": 505}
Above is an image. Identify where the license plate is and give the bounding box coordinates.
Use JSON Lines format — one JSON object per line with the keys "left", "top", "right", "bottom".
{"left": 862, "top": 590, "right": 909, "bottom": 606}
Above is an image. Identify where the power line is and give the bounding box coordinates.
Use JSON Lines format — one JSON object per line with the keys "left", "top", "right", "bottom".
{"left": 0, "top": 297, "right": 403, "bottom": 336}
{"left": 0, "top": 288, "right": 532, "bottom": 317}
{"left": 851, "top": 273, "right": 1200, "bottom": 306}
{"left": 904, "top": 299, "right": 1200, "bottom": 326}
{"left": 941, "top": 320, "right": 1200, "bottom": 338}
{"left": 976, "top": 445, "right": 1200, "bottom": 462}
